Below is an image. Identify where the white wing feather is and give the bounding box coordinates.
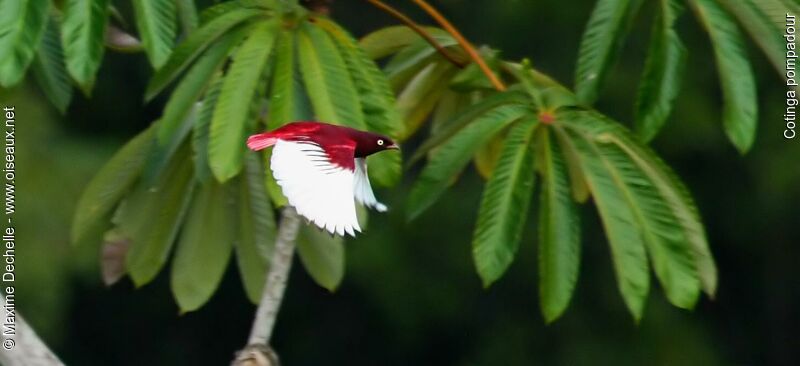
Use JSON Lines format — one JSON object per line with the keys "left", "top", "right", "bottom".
{"left": 270, "top": 140, "right": 360, "bottom": 237}
{"left": 353, "top": 158, "right": 387, "bottom": 212}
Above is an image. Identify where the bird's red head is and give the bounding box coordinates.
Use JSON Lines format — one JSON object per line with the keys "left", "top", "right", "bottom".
{"left": 351, "top": 130, "right": 399, "bottom": 158}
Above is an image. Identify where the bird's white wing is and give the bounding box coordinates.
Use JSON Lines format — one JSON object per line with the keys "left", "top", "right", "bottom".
{"left": 353, "top": 158, "right": 387, "bottom": 212}
{"left": 270, "top": 140, "right": 360, "bottom": 237}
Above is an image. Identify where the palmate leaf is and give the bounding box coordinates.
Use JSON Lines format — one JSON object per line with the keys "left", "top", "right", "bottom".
{"left": 359, "top": 25, "right": 454, "bottom": 60}
{"left": 209, "top": 20, "right": 277, "bottom": 182}
{"left": 297, "top": 21, "right": 365, "bottom": 130}
{"left": 315, "top": 17, "right": 402, "bottom": 139}
{"left": 142, "top": 114, "right": 194, "bottom": 185}
{"left": 267, "top": 29, "right": 304, "bottom": 130}
{"left": 538, "top": 128, "right": 581, "bottom": 323}
{"left": 31, "top": 17, "right": 73, "bottom": 114}
{"left": 0, "top": 0, "right": 49, "bottom": 87}
{"left": 61, "top": 0, "right": 109, "bottom": 93}
{"left": 560, "top": 109, "right": 711, "bottom": 316}
{"left": 316, "top": 17, "right": 403, "bottom": 186}
{"left": 171, "top": 179, "right": 236, "bottom": 312}
{"left": 430, "top": 90, "right": 470, "bottom": 135}
{"left": 552, "top": 127, "right": 590, "bottom": 203}
{"left": 563, "top": 125, "right": 650, "bottom": 320}
{"left": 689, "top": 0, "right": 758, "bottom": 153}
{"left": 395, "top": 61, "right": 459, "bottom": 139}
{"left": 193, "top": 75, "right": 223, "bottom": 183}
{"left": 566, "top": 110, "right": 717, "bottom": 296}
{"left": 634, "top": 0, "right": 687, "bottom": 141}
{"left": 175, "top": 0, "right": 198, "bottom": 35}
{"left": 473, "top": 119, "right": 538, "bottom": 287}
{"left": 117, "top": 145, "right": 195, "bottom": 286}
{"left": 264, "top": 29, "right": 310, "bottom": 207}
{"left": 473, "top": 133, "right": 505, "bottom": 179}
{"left": 71, "top": 127, "right": 154, "bottom": 246}
{"left": 198, "top": 0, "right": 274, "bottom": 25}
{"left": 296, "top": 225, "right": 345, "bottom": 292}
{"left": 383, "top": 37, "right": 458, "bottom": 92}
{"left": 132, "top": 0, "right": 177, "bottom": 68}
{"left": 236, "top": 153, "right": 276, "bottom": 303}
{"left": 409, "top": 90, "right": 530, "bottom": 165}
{"left": 574, "top": 0, "right": 643, "bottom": 104}
{"left": 717, "top": 0, "right": 788, "bottom": 75}
{"left": 145, "top": 7, "right": 265, "bottom": 101}
{"left": 158, "top": 27, "right": 248, "bottom": 146}
{"left": 407, "top": 103, "right": 531, "bottom": 220}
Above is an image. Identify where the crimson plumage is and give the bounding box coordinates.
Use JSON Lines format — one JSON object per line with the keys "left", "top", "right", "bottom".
{"left": 247, "top": 121, "right": 398, "bottom": 236}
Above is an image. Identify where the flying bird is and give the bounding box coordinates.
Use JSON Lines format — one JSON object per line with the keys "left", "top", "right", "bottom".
{"left": 246, "top": 121, "right": 399, "bottom": 237}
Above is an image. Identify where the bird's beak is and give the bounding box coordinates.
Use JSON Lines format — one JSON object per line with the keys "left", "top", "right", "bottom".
{"left": 387, "top": 143, "right": 400, "bottom": 150}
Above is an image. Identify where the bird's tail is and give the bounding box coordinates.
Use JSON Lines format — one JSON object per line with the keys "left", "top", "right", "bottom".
{"left": 246, "top": 133, "right": 278, "bottom": 151}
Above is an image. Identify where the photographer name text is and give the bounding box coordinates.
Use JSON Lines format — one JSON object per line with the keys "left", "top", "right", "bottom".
{"left": 2, "top": 106, "right": 16, "bottom": 351}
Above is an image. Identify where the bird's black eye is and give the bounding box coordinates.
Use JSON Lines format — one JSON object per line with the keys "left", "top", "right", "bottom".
{"left": 377, "top": 139, "right": 384, "bottom": 146}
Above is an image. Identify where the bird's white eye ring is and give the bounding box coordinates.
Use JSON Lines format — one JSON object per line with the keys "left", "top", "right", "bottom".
{"left": 377, "top": 139, "right": 384, "bottom": 146}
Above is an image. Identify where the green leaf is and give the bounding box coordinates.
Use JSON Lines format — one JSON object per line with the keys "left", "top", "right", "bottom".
{"left": 473, "top": 133, "right": 505, "bottom": 179}
{"left": 145, "top": 7, "right": 264, "bottom": 101}
{"left": 538, "top": 128, "right": 581, "bottom": 323}
{"left": 193, "top": 74, "right": 223, "bottom": 183}
{"left": 132, "top": 0, "right": 176, "bottom": 68}
{"left": 175, "top": 0, "right": 198, "bottom": 35}
{"left": 450, "top": 49, "right": 501, "bottom": 92}
{"left": 574, "top": 0, "right": 642, "bottom": 104}
{"left": 71, "top": 127, "right": 154, "bottom": 246}
{"left": 563, "top": 109, "right": 716, "bottom": 296}
{"left": 717, "top": 0, "right": 788, "bottom": 75}
{"left": 409, "top": 90, "right": 530, "bottom": 166}
{"left": 407, "top": 103, "right": 530, "bottom": 220}
{"left": 562, "top": 110, "right": 705, "bottom": 315}
{"left": 780, "top": 0, "right": 800, "bottom": 17}
{"left": 267, "top": 29, "right": 309, "bottom": 130}
{"left": 198, "top": 0, "right": 273, "bottom": 25}
{"left": 430, "top": 90, "right": 469, "bottom": 135}
{"left": 209, "top": 20, "right": 277, "bottom": 182}
{"left": 395, "top": 61, "right": 458, "bottom": 139}
{"left": 359, "top": 25, "right": 454, "bottom": 60}
{"left": 552, "top": 127, "right": 591, "bottom": 203}
{"left": 473, "top": 119, "right": 538, "bottom": 287}
{"left": 118, "top": 145, "right": 195, "bottom": 286}
{"left": 384, "top": 37, "right": 459, "bottom": 91}
{"left": 634, "top": 0, "right": 687, "bottom": 141}
{"left": 61, "top": 0, "right": 109, "bottom": 93}
{"left": 297, "top": 21, "right": 365, "bottom": 129}
{"left": 158, "top": 27, "right": 247, "bottom": 146}
{"left": 142, "top": 115, "right": 194, "bottom": 186}
{"left": 296, "top": 226, "right": 345, "bottom": 292}
{"left": 263, "top": 149, "right": 288, "bottom": 207}
{"left": 264, "top": 29, "right": 311, "bottom": 207}
{"left": 236, "top": 154, "right": 276, "bottom": 303}
{"left": 689, "top": 0, "right": 758, "bottom": 153}
{"left": 318, "top": 17, "right": 404, "bottom": 186}
{"left": 171, "top": 180, "right": 237, "bottom": 312}
{"left": 565, "top": 126, "right": 650, "bottom": 320}
{"left": 31, "top": 17, "right": 73, "bottom": 114}
{"left": 0, "top": 0, "right": 49, "bottom": 87}
{"left": 317, "top": 18, "right": 403, "bottom": 136}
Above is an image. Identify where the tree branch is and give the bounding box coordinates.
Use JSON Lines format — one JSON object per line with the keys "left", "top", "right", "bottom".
{"left": 233, "top": 207, "right": 302, "bottom": 366}
{"left": 364, "top": 0, "right": 466, "bottom": 67}
{"left": 0, "top": 295, "right": 65, "bottom": 366}
{"left": 410, "top": 0, "right": 507, "bottom": 91}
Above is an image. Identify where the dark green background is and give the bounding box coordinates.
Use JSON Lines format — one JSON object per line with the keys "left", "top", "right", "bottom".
{"left": 2, "top": 0, "right": 798, "bottom": 364}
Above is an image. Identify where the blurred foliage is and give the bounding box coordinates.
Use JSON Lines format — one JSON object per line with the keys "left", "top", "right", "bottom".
{"left": 0, "top": 0, "right": 799, "bottom": 365}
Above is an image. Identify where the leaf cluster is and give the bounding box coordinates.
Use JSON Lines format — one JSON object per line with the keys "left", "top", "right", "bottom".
{"left": 70, "top": 0, "right": 402, "bottom": 312}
